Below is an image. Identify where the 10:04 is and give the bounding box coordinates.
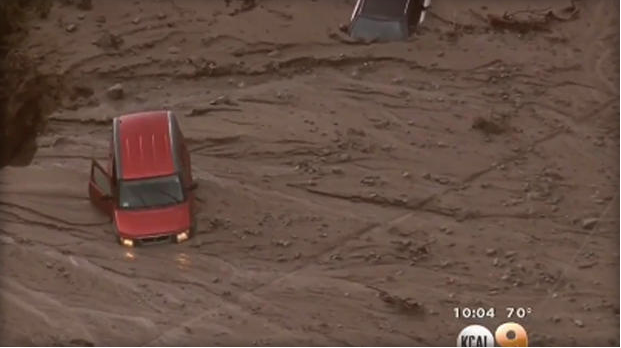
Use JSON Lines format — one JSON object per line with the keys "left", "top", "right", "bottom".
{"left": 453, "top": 307, "right": 496, "bottom": 319}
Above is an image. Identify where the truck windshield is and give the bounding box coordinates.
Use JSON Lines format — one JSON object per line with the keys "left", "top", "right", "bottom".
{"left": 350, "top": 16, "right": 407, "bottom": 41}
{"left": 118, "top": 174, "right": 184, "bottom": 210}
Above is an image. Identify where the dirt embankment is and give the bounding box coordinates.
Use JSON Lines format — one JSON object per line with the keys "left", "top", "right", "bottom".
{"left": 0, "top": 0, "right": 62, "bottom": 167}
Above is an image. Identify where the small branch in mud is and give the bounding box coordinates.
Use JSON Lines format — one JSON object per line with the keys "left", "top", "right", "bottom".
{"left": 227, "top": 0, "right": 256, "bottom": 16}
{"left": 48, "top": 115, "right": 111, "bottom": 125}
{"left": 185, "top": 107, "right": 242, "bottom": 117}
{"left": 237, "top": 96, "right": 291, "bottom": 106}
{"left": 478, "top": 1, "right": 580, "bottom": 34}
{"left": 366, "top": 285, "right": 424, "bottom": 315}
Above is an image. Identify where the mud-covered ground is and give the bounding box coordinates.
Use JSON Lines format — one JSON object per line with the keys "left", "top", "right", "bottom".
{"left": 0, "top": 0, "right": 619, "bottom": 345}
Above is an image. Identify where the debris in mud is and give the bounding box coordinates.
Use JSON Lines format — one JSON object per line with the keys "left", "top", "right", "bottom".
{"left": 472, "top": 116, "right": 506, "bottom": 135}
{"left": 68, "top": 338, "right": 94, "bottom": 346}
{"left": 186, "top": 106, "right": 242, "bottom": 117}
{"left": 482, "top": 3, "right": 580, "bottom": 34}
{"left": 391, "top": 239, "right": 413, "bottom": 252}
{"left": 267, "top": 49, "right": 280, "bottom": 58}
{"left": 331, "top": 167, "right": 344, "bottom": 174}
{"left": 371, "top": 287, "right": 424, "bottom": 315}
{"left": 228, "top": 0, "right": 256, "bottom": 16}
{"left": 93, "top": 31, "right": 123, "bottom": 50}
{"left": 76, "top": 0, "right": 92, "bottom": 11}
{"left": 504, "top": 250, "right": 517, "bottom": 258}
{"left": 581, "top": 218, "right": 598, "bottom": 230}
{"left": 106, "top": 83, "right": 124, "bottom": 100}
{"left": 338, "top": 153, "right": 351, "bottom": 162}
{"left": 421, "top": 172, "right": 452, "bottom": 185}
{"left": 210, "top": 95, "right": 237, "bottom": 106}
{"left": 360, "top": 175, "right": 380, "bottom": 186}
{"left": 272, "top": 239, "right": 291, "bottom": 247}
{"left": 64, "top": 23, "right": 77, "bottom": 33}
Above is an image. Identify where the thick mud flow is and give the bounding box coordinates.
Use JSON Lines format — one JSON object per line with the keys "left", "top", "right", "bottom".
{"left": 0, "top": 0, "right": 619, "bottom": 345}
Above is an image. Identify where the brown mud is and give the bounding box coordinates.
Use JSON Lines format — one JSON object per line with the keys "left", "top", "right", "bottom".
{"left": 0, "top": 0, "right": 619, "bottom": 345}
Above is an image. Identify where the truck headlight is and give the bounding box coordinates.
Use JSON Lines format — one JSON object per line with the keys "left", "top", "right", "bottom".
{"left": 176, "top": 230, "right": 189, "bottom": 243}
{"left": 120, "top": 237, "right": 134, "bottom": 247}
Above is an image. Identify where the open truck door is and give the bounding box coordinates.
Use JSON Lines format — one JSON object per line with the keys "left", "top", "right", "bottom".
{"left": 89, "top": 159, "right": 113, "bottom": 217}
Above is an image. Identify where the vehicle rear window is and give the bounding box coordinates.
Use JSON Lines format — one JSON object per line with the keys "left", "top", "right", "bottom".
{"left": 360, "top": 0, "right": 409, "bottom": 19}
{"left": 350, "top": 16, "right": 407, "bottom": 41}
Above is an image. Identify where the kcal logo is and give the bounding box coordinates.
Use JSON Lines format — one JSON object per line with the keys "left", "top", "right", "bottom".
{"left": 457, "top": 323, "right": 528, "bottom": 347}
{"left": 457, "top": 325, "right": 494, "bottom": 347}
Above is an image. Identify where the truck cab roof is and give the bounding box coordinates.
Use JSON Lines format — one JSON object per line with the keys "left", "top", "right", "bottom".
{"left": 113, "top": 111, "right": 179, "bottom": 180}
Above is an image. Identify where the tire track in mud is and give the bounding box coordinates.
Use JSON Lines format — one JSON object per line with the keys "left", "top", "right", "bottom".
{"left": 3, "top": 278, "right": 158, "bottom": 330}
{"left": 0, "top": 211, "right": 98, "bottom": 241}
{"left": 0, "top": 202, "right": 109, "bottom": 227}
{"left": 583, "top": 1, "right": 619, "bottom": 97}
{"left": 282, "top": 118, "right": 579, "bottom": 225}
{"left": 0, "top": 162, "right": 388, "bottom": 344}
{"left": 92, "top": 53, "right": 507, "bottom": 80}
{"left": 160, "top": 86, "right": 617, "bottom": 342}
{"left": 143, "top": 222, "right": 383, "bottom": 345}
{"left": 17, "top": 74, "right": 612, "bottom": 346}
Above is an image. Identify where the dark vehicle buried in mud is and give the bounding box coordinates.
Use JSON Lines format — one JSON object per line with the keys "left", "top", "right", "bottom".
{"left": 349, "top": 0, "right": 431, "bottom": 41}
{"left": 88, "top": 110, "right": 198, "bottom": 247}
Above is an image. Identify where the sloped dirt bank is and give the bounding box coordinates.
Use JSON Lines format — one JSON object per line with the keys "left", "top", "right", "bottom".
{"left": 0, "top": 0, "right": 61, "bottom": 167}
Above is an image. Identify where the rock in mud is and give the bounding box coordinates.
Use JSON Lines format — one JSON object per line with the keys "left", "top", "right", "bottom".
{"left": 376, "top": 289, "right": 423, "bottom": 314}
{"left": 331, "top": 167, "right": 344, "bottom": 174}
{"left": 581, "top": 218, "right": 598, "bottom": 230}
{"left": 76, "top": 0, "right": 92, "bottom": 10}
{"left": 472, "top": 116, "right": 505, "bottom": 135}
{"left": 267, "top": 49, "right": 280, "bottom": 57}
{"left": 69, "top": 338, "right": 94, "bottom": 346}
{"left": 210, "top": 95, "right": 235, "bottom": 106}
{"left": 573, "top": 319, "right": 585, "bottom": 328}
{"left": 93, "top": 31, "right": 123, "bottom": 50}
{"left": 106, "top": 83, "right": 124, "bottom": 100}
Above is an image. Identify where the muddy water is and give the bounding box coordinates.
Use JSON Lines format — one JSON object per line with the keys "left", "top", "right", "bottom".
{"left": 0, "top": 0, "right": 618, "bottom": 345}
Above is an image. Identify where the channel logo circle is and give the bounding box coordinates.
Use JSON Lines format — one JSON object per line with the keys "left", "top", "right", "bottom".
{"left": 495, "top": 322, "right": 528, "bottom": 347}
{"left": 457, "top": 324, "right": 494, "bottom": 347}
